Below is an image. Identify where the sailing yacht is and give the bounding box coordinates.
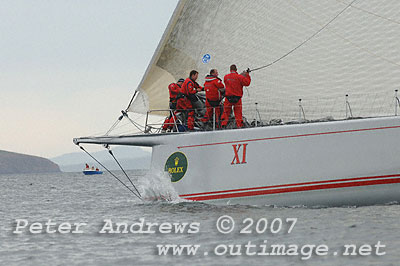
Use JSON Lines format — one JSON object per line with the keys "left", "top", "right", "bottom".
{"left": 74, "top": 0, "right": 400, "bottom": 206}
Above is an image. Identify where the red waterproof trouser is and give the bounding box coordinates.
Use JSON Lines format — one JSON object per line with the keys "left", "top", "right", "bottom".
{"left": 162, "top": 101, "right": 177, "bottom": 130}
{"left": 221, "top": 98, "right": 243, "bottom": 128}
{"left": 202, "top": 100, "right": 221, "bottom": 127}
{"left": 162, "top": 114, "right": 177, "bottom": 130}
{"left": 176, "top": 97, "right": 195, "bottom": 130}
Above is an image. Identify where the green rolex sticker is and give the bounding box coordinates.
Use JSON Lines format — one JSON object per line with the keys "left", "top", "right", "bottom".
{"left": 164, "top": 152, "right": 188, "bottom": 182}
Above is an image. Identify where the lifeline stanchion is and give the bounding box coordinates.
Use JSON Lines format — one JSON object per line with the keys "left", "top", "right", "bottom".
{"left": 78, "top": 145, "right": 142, "bottom": 200}
{"left": 254, "top": 102, "right": 262, "bottom": 127}
{"left": 346, "top": 94, "right": 353, "bottom": 118}
{"left": 299, "top": 99, "right": 306, "bottom": 121}
{"left": 213, "top": 108, "right": 217, "bottom": 131}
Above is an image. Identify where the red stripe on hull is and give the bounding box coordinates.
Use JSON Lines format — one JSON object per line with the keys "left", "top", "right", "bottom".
{"left": 182, "top": 178, "right": 400, "bottom": 201}
{"left": 180, "top": 174, "right": 400, "bottom": 197}
{"left": 177, "top": 125, "right": 400, "bottom": 149}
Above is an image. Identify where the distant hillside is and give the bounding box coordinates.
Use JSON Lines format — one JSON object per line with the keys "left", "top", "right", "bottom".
{"left": 0, "top": 150, "right": 61, "bottom": 175}
{"left": 50, "top": 146, "right": 151, "bottom": 172}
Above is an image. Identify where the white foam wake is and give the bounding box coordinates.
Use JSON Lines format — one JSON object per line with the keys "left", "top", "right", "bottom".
{"left": 137, "top": 169, "right": 185, "bottom": 203}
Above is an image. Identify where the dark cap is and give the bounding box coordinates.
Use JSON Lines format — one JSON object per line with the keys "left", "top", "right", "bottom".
{"left": 177, "top": 78, "right": 185, "bottom": 83}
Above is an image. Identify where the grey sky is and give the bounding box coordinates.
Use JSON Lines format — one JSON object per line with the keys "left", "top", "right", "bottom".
{"left": 1, "top": 0, "right": 178, "bottom": 157}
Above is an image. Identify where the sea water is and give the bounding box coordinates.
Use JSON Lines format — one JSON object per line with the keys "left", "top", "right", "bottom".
{"left": 0, "top": 171, "right": 399, "bottom": 266}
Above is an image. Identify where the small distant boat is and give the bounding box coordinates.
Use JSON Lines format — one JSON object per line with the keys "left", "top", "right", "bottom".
{"left": 83, "top": 169, "right": 103, "bottom": 175}
{"left": 83, "top": 164, "right": 103, "bottom": 175}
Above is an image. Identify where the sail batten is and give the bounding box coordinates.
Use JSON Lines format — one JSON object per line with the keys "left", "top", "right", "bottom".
{"left": 128, "top": 0, "right": 400, "bottom": 122}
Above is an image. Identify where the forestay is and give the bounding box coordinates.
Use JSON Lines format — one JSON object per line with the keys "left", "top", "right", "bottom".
{"left": 128, "top": 0, "right": 400, "bottom": 122}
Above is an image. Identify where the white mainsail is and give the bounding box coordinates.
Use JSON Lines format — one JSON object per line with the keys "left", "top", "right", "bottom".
{"left": 128, "top": 0, "right": 400, "bottom": 122}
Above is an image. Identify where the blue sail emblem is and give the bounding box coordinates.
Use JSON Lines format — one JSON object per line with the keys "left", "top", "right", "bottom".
{"left": 202, "top": 53, "right": 211, "bottom": 64}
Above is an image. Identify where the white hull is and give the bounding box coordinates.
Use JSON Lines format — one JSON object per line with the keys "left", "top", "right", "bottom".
{"left": 75, "top": 116, "right": 400, "bottom": 206}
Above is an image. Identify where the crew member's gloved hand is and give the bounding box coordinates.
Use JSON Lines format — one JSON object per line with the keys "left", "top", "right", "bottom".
{"left": 246, "top": 68, "right": 251, "bottom": 73}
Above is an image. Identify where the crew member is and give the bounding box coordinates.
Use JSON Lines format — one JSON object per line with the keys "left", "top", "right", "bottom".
{"left": 221, "top": 64, "right": 251, "bottom": 128}
{"left": 168, "top": 78, "right": 184, "bottom": 110}
{"left": 202, "top": 69, "right": 224, "bottom": 127}
{"left": 162, "top": 78, "right": 184, "bottom": 131}
{"left": 178, "top": 70, "right": 203, "bottom": 130}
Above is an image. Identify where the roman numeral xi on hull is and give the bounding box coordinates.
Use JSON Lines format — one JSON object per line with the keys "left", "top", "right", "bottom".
{"left": 231, "top": 144, "right": 248, "bottom": 165}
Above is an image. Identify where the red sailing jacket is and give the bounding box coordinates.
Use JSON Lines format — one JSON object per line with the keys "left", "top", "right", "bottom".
{"left": 204, "top": 75, "right": 224, "bottom": 101}
{"left": 168, "top": 83, "right": 180, "bottom": 102}
{"left": 223, "top": 71, "right": 251, "bottom": 97}
{"left": 180, "top": 78, "right": 203, "bottom": 96}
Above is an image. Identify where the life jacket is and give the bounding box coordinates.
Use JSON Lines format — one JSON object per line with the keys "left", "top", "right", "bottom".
{"left": 223, "top": 71, "right": 251, "bottom": 97}
{"left": 168, "top": 83, "right": 181, "bottom": 102}
{"left": 180, "top": 78, "right": 202, "bottom": 102}
{"left": 204, "top": 75, "right": 224, "bottom": 102}
{"left": 180, "top": 78, "right": 194, "bottom": 96}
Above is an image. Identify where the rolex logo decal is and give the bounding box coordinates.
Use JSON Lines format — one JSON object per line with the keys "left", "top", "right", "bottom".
{"left": 165, "top": 152, "right": 188, "bottom": 182}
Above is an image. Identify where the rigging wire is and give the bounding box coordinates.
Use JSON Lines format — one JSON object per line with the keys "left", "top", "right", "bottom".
{"left": 78, "top": 145, "right": 142, "bottom": 200}
{"left": 110, "top": 115, "right": 149, "bottom": 135}
{"left": 288, "top": 0, "right": 400, "bottom": 69}
{"left": 107, "top": 147, "right": 142, "bottom": 197}
{"left": 105, "top": 113, "right": 125, "bottom": 136}
{"left": 105, "top": 110, "right": 146, "bottom": 136}
{"left": 108, "top": 121, "right": 134, "bottom": 132}
{"left": 124, "top": 90, "right": 138, "bottom": 113}
{"left": 335, "top": 0, "right": 400, "bottom": 25}
{"left": 250, "top": 0, "right": 357, "bottom": 72}
{"left": 123, "top": 112, "right": 146, "bottom": 131}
